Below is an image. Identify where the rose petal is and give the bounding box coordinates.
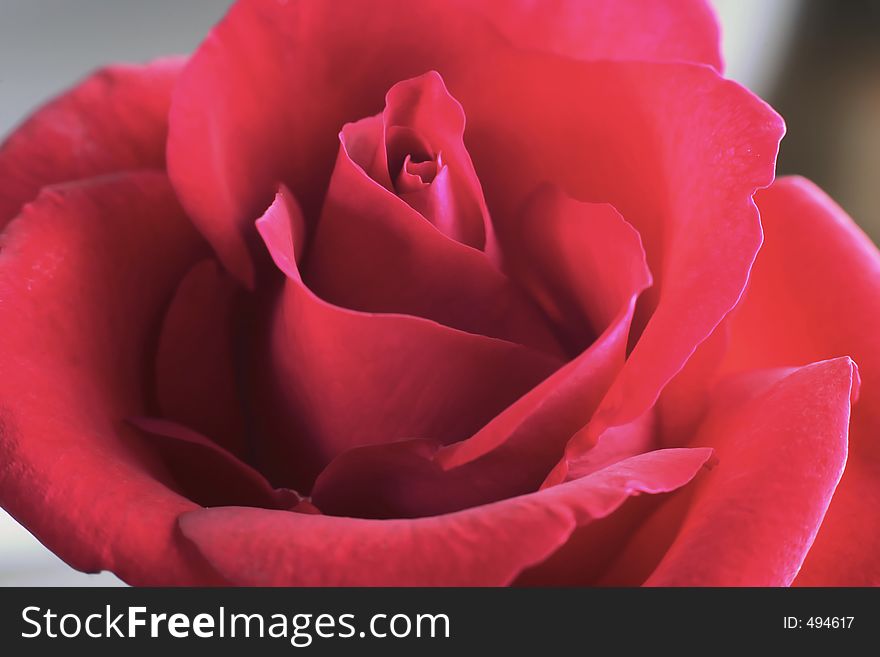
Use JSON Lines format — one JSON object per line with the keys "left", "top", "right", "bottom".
{"left": 465, "top": 60, "right": 783, "bottom": 483}
{"left": 305, "top": 80, "right": 562, "bottom": 355}
{"left": 655, "top": 316, "right": 731, "bottom": 446}
{"left": 155, "top": 258, "right": 247, "bottom": 457}
{"left": 724, "top": 177, "right": 880, "bottom": 585}
{"left": 308, "top": 186, "right": 651, "bottom": 516}
{"left": 597, "top": 367, "right": 795, "bottom": 585}
{"left": 179, "top": 447, "right": 713, "bottom": 586}
{"left": 129, "top": 417, "right": 299, "bottom": 511}
{"left": 0, "top": 173, "right": 215, "bottom": 584}
{"left": 562, "top": 411, "right": 658, "bottom": 481}
{"left": 432, "top": 189, "right": 652, "bottom": 473}
{"left": 472, "top": 0, "right": 722, "bottom": 69}
{"left": 645, "top": 358, "right": 857, "bottom": 586}
{"left": 516, "top": 483, "right": 677, "bottom": 586}
{"left": 311, "top": 404, "right": 654, "bottom": 521}
{"left": 308, "top": 315, "right": 628, "bottom": 517}
{"left": 498, "top": 183, "right": 653, "bottom": 354}
{"left": 592, "top": 483, "right": 699, "bottom": 586}
{"left": 309, "top": 297, "right": 632, "bottom": 517}
{"left": 253, "top": 187, "right": 561, "bottom": 488}
{"left": 0, "top": 57, "right": 183, "bottom": 228}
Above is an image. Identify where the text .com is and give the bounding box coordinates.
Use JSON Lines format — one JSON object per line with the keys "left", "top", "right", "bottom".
{"left": 22, "top": 606, "right": 451, "bottom": 647}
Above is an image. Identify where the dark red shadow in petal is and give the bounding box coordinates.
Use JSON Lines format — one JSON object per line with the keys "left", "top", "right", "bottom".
{"left": 154, "top": 258, "right": 248, "bottom": 458}
{"left": 130, "top": 417, "right": 301, "bottom": 511}
{"left": 499, "top": 183, "right": 653, "bottom": 354}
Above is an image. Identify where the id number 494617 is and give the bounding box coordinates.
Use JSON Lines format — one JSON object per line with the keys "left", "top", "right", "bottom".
{"left": 783, "top": 616, "right": 854, "bottom": 629}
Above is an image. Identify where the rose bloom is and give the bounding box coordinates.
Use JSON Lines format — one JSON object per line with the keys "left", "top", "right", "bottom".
{"left": 0, "top": 0, "right": 877, "bottom": 587}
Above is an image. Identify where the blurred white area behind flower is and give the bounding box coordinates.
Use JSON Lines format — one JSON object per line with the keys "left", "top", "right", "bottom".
{"left": 714, "top": 0, "right": 801, "bottom": 96}
{"left": 0, "top": 509, "right": 124, "bottom": 586}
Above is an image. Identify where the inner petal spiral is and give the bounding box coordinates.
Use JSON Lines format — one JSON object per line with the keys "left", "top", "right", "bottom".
{"left": 304, "top": 71, "right": 564, "bottom": 354}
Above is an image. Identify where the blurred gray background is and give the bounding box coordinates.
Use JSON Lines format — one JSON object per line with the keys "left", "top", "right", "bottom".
{"left": 0, "top": 0, "right": 878, "bottom": 584}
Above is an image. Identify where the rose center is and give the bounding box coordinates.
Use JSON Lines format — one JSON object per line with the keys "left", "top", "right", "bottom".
{"left": 395, "top": 152, "right": 443, "bottom": 192}
{"left": 385, "top": 125, "right": 440, "bottom": 188}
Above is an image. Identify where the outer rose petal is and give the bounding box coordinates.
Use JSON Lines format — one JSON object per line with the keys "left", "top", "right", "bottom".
{"left": 646, "top": 358, "right": 857, "bottom": 586}
{"left": 594, "top": 368, "right": 795, "bottom": 585}
{"left": 724, "top": 177, "right": 880, "bottom": 585}
{"left": 472, "top": 0, "right": 722, "bottom": 70}
{"left": 0, "top": 173, "right": 216, "bottom": 585}
{"left": 130, "top": 418, "right": 299, "bottom": 511}
{"left": 0, "top": 57, "right": 183, "bottom": 228}
{"left": 179, "top": 448, "right": 713, "bottom": 586}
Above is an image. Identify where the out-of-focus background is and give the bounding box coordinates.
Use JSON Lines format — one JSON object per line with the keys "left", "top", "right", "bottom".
{"left": 0, "top": 0, "right": 877, "bottom": 584}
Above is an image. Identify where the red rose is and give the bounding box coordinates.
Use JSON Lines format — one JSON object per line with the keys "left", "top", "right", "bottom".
{"left": 0, "top": 0, "right": 876, "bottom": 586}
